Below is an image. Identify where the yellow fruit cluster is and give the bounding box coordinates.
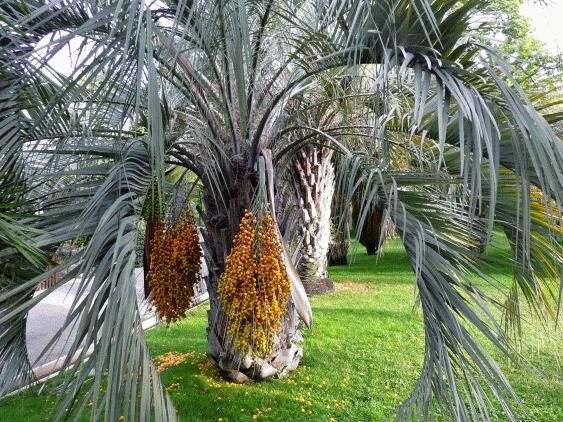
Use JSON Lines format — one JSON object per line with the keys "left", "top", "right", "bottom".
{"left": 147, "top": 209, "right": 202, "bottom": 324}
{"left": 218, "top": 211, "right": 291, "bottom": 357}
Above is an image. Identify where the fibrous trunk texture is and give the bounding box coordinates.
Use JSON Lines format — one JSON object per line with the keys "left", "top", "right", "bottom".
{"left": 291, "top": 146, "right": 335, "bottom": 295}
{"left": 200, "top": 186, "right": 303, "bottom": 382}
{"left": 353, "top": 204, "right": 385, "bottom": 255}
{"left": 328, "top": 202, "right": 351, "bottom": 266}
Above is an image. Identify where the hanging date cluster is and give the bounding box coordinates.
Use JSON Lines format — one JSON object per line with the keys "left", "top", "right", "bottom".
{"left": 218, "top": 211, "right": 291, "bottom": 357}
{"left": 147, "top": 209, "right": 202, "bottom": 324}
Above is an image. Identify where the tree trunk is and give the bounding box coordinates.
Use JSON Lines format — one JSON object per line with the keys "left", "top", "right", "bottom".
{"left": 291, "top": 146, "right": 335, "bottom": 295}
{"left": 200, "top": 182, "right": 304, "bottom": 382}
{"left": 328, "top": 228, "right": 349, "bottom": 265}
{"left": 328, "top": 202, "right": 351, "bottom": 266}
{"left": 353, "top": 204, "right": 385, "bottom": 255}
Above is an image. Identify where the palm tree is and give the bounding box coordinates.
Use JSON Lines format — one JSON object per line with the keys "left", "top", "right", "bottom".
{"left": 1, "top": 1, "right": 562, "bottom": 421}
{"left": 327, "top": 195, "right": 351, "bottom": 265}
{"left": 284, "top": 80, "right": 351, "bottom": 294}
{"left": 290, "top": 144, "right": 336, "bottom": 294}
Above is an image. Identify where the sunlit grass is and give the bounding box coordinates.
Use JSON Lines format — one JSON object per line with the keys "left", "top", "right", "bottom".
{"left": 1, "top": 236, "right": 561, "bottom": 421}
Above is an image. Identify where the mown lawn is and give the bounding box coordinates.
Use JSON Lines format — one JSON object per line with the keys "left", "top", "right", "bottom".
{"left": 1, "top": 236, "right": 561, "bottom": 421}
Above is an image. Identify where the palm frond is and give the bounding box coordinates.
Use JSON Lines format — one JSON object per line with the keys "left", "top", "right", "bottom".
{"left": 0, "top": 0, "right": 175, "bottom": 418}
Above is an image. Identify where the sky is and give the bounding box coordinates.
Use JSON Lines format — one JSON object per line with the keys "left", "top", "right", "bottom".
{"left": 42, "top": 0, "right": 563, "bottom": 78}
{"left": 521, "top": 0, "right": 563, "bottom": 54}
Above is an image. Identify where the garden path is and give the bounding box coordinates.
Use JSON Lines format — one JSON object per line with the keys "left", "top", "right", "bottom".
{"left": 26, "top": 269, "right": 155, "bottom": 379}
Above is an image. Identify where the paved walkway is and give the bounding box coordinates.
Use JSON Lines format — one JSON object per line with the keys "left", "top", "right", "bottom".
{"left": 26, "top": 263, "right": 209, "bottom": 382}
{"left": 26, "top": 268, "right": 155, "bottom": 375}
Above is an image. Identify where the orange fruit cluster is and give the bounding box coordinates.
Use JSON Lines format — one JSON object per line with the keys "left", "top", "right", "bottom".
{"left": 218, "top": 211, "right": 291, "bottom": 357}
{"left": 147, "top": 209, "right": 202, "bottom": 324}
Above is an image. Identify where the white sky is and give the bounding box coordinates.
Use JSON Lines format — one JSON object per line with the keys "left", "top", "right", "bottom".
{"left": 521, "top": 0, "right": 563, "bottom": 54}
{"left": 43, "top": 0, "right": 563, "bottom": 78}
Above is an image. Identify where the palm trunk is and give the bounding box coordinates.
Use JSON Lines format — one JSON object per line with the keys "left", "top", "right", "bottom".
{"left": 200, "top": 181, "right": 303, "bottom": 382}
{"left": 353, "top": 204, "right": 385, "bottom": 255}
{"left": 328, "top": 225, "right": 350, "bottom": 265}
{"left": 291, "top": 146, "right": 335, "bottom": 295}
{"left": 328, "top": 202, "right": 351, "bottom": 266}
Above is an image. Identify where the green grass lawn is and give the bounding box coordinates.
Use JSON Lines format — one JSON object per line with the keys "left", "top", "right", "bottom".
{"left": 1, "top": 237, "right": 561, "bottom": 421}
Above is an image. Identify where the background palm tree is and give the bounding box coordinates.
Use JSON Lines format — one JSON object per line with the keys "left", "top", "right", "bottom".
{"left": 290, "top": 144, "right": 336, "bottom": 294}
{"left": 1, "top": 1, "right": 562, "bottom": 421}
{"left": 283, "top": 80, "right": 351, "bottom": 294}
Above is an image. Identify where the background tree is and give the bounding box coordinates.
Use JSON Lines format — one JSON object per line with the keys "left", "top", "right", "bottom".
{"left": 290, "top": 145, "right": 335, "bottom": 293}
{"left": 283, "top": 80, "right": 355, "bottom": 294}
{"left": 328, "top": 173, "right": 351, "bottom": 265}
{"left": 472, "top": 0, "right": 562, "bottom": 99}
